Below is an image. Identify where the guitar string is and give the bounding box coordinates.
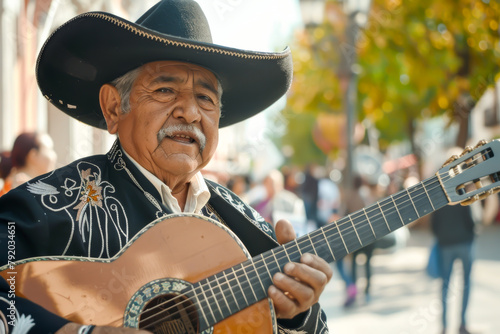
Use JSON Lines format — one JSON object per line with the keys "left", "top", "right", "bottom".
{"left": 139, "top": 164, "right": 483, "bottom": 330}
{"left": 141, "top": 175, "right": 446, "bottom": 328}
{"left": 140, "top": 153, "right": 492, "bottom": 329}
{"left": 139, "top": 174, "right": 447, "bottom": 329}
{"left": 139, "top": 163, "right": 485, "bottom": 329}
{"left": 141, "top": 172, "right": 490, "bottom": 331}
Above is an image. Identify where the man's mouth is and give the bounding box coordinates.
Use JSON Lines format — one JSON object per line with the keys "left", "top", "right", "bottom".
{"left": 157, "top": 124, "right": 207, "bottom": 152}
{"left": 166, "top": 133, "right": 196, "bottom": 144}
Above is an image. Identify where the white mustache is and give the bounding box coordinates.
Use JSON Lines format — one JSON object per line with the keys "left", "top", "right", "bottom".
{"left": 157, "top": 124, "right": 206, "bottom": 152}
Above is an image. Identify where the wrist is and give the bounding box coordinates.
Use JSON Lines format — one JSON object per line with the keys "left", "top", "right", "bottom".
{"left": 78, "top": 325, "right": 96, "bottom": 334}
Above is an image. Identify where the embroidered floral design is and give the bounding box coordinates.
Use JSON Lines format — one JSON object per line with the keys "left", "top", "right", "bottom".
{"left": 27, "top": 160, "right": 129, "bottom": 258}
{"left": 212, "top": 184, "right": 274, "bottom": 236}
{"left": 0, "top": 297, "right": 36, "bottom": 334}
{"left": 74, "top": 168, "right": 103, "bottom": 221}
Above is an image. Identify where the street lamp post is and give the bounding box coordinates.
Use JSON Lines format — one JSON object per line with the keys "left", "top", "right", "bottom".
{"left": 298, "top": 0, "right": 371, "bottom": 191}
{"left": 343, "top": 0, "right": 372, "bottom": 193}
{"left": 299, "top": 0, "right": 326, "bottom": 28}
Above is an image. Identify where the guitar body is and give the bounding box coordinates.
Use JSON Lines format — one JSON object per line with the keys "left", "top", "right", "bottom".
{"left": 1, "top": 215, "right": 276, "bottom": 333}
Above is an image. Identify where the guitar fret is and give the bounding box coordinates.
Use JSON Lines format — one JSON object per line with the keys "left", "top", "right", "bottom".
{"left": 295, "top": 239, "right": 303, "bottom": 256}
{"left": 240, "top": 264, "right": 258, "bottom": 303}
{"left": 349, "top": 214, "right": 363, "bottom": 246}
{"left": 325, "top": 219, "right": 349, "bottom": 259}
{"left": 222, "top": 271, "right": 240, "bottom": 310}
{"left": 260, "top": 253, "right": 273, "bottom": 281}
{"left": 395, "top": 189, "right": 419, "bottom": 224}
{"left": 283, "top": 238, "right": 302, "bottom": 264}
{"left": 379, "top": 197, "right": 403, "bottom": 231}
{"left": 307, "top": 234, "right": 318, "bottom": 255}
{"left": 271, "top": 249, "right": 286, "bottom": 270}
{"left": 410, "top": 182, "right": 435, "bottom": 217}
{"left": 198, "top": 280, "right": 217, "bottom": 325}
{"left": 406, "top": 188, "right": 420, "bottom": 218}
{"left": 320, "top": 229, "right": 336, "bottom": 261}
{"left": 212, "top": 273, "right": 231, "bottom": 317}
{"left": 363, "top": 207, "right": 376, "bottom": 238}
{"left": 206, "top": 278, "right": 225, "bottom": 321}
{"left": 377, "top": 201, "right": 391, "bottom": 231}
{"left": 231, "top": 267, "right": 249, "bottom": 306}
{"left": 282, "top": 247, "right": 291, "bottom": 263}
{"left": 250, "top": 261, "right": 266, "bottom": 294}
{"left": 344, "top": 212, "right": 364, "bottom": 251}
{"left": 422, "top": 181, "right": 436, "bottom": 211}
{"left": 336, "top": 223, "right": 349, "bottom": 253}
{"left": 307, "top": 230, "right": 335, "bottom": 263}
{"left": 191, "top": 285, "right": 210, "bottom": 329}
{"left": 390, "top": 195, "right": 405, "bottom": 225}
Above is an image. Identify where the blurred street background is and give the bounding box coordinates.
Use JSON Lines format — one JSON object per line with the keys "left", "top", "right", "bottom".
{"left": 0, "top": 1, "right": 499, "bottom": 333}
{"left": 320, "top": 223, "right": 500, "bottom": 334}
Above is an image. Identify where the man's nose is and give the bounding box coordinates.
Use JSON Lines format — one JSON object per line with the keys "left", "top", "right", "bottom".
{"left": 171, "top": 92, "right": 201, "bottom": 123}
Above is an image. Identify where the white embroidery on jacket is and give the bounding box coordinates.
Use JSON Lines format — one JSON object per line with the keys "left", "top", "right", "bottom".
{"left": 0, "top": 297, "right": 35, "bottom": 334}
{"left": 27, "top": 161, "right": 129, "bottom": 258}
{"left": 212, "top": 185, "right": 273, "bottom": 234}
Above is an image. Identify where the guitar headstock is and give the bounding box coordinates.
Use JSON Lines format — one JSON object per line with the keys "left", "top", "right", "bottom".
{"left": 437, "top": 139, "right": 500, "bottom": 206}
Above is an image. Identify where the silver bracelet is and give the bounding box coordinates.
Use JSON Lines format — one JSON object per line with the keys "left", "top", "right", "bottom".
{"left": 78, "top": 325, "right": 96, "bottom": 334}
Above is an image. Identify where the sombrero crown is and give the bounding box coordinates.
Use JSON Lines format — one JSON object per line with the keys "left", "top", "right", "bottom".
{"left": 36, "top": 0, "right": 293, "bottom": 129}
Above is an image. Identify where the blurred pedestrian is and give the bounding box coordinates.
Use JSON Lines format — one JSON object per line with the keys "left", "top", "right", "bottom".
{"left": 227, "top": 174, "right": 250, "bottom": 201}
{"left": 300, "top": 164, "right": 319, "bottom": 228}
{"left": 0, "top": 151, "right": 11, "bottom": 193}
{"left": 0, "top": 132, "right": 57, "bottom": 196}
{"left": 430, "top": 204, "right": 475, "bottom": 334}
{"left": 346, "top": 175, "right": 381, "bottom": 304}
{"left": 317, "top": 175, "right": 340, "bottom": 228}
{"left": 252, "top": 169, "right": 308, "bottom": 236}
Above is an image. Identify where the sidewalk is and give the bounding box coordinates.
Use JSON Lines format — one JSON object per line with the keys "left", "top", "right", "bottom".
{"left": 319, "top": 224, "right": 500, "bottom": 334}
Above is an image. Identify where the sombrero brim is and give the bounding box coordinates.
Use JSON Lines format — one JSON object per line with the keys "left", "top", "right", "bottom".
{"left": 36, "top": 12, "right": 293, "bottom": 129}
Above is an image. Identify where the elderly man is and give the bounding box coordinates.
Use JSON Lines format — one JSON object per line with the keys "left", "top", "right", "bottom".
{"left": 0, "top": 0, "right": 332, "bottom": 333}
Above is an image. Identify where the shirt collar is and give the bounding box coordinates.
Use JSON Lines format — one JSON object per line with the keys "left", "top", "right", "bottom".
{"left": 121, "top": 149, "right": 210, "bottom": 214}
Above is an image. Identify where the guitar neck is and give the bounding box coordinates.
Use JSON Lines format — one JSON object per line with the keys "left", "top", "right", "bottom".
{"left": 191, "top": 175, "right": 449, "bottom": 331}
{"left": 292, "top": 174, "right": 448, "bottom": 263}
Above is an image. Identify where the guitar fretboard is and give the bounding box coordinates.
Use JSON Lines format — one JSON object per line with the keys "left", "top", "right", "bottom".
{"left": 190, "top": 174, "right": 449, "bottom": 331}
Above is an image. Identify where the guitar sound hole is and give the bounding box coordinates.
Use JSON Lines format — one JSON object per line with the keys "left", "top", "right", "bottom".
{"left": 139, "top": 293, "right": 199, "bottom": 334}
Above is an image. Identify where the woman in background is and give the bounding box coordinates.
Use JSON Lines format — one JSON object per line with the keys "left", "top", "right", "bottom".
{"left": 0, "top": 132, "right": 56, "bottom": 196}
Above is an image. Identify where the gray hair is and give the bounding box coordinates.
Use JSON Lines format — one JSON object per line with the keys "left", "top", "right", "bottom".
{"left": 110, "top": 66, "right": 224, "bottom": 115}
{"left": 110, "top": 67, "right": 142, "bottom": 113}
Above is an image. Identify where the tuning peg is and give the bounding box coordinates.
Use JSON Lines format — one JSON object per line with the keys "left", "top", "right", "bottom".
{"left": 460, "top": 194, "right": 480, "bottom": 206}
{"left": 442, "top": 140, "right": 490, "bottom": 168}
{"left": 461, "top": 188, "right": 499, "bottom": 206}
{"left": 478, "top": 191, "right": 493, "bottom": 201}
{"left": 460, "top": 146, "right": 474, "bottom": 157}
{"left": 442, "top": 154, "right": 460, "bottom": 168}
{"left": 474, "top": 139, "right": 489, "bottom": 149}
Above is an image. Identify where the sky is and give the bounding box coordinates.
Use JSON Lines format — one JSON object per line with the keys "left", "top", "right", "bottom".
{"left": 195, "top": 0, "right": 303, "bottom": 52}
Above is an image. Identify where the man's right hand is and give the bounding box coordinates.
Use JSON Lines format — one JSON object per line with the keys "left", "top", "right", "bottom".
{"left": 55, "top": 322, "right": 152, "bottom": 333}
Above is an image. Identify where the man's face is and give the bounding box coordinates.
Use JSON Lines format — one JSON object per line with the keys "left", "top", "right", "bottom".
{"left": 112, "top": 61, "right": 220, "bottom": 182}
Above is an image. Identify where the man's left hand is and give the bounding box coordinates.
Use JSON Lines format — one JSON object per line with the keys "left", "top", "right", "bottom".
{"left": 269, "top": 219, "right": 333, "bottom": 319}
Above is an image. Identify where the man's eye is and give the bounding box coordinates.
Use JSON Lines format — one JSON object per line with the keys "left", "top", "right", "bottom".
{"left": 198, "top": 94, "right": 214, "bottom": 103}
{"left": 155, "top": 87, "right": 173, "bottom": 93}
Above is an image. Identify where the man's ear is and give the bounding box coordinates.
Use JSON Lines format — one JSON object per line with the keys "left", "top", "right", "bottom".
{"left": 99, "top": 84, "right": 123, "bottom": 134}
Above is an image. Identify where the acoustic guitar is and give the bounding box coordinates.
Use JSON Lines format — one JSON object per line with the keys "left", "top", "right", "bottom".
{"left": 2, "top": 140, "right": 500, "bottom": 334}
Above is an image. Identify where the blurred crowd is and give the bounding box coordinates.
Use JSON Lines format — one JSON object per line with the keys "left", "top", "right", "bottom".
{"left": 201, "top": 163, "right": 415, "bottom": 306}
{"left": 202, "top": 158, "right": 500, "bottom": 327}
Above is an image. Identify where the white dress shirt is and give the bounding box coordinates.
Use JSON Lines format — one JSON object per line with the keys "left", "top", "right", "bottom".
{"left": 122, "top": 150, "right": 210, "bottom": 214}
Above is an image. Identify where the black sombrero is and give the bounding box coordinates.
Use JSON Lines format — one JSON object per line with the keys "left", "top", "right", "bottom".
{"left": 36, "top": 0, "right": 293, "bottom": 129}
